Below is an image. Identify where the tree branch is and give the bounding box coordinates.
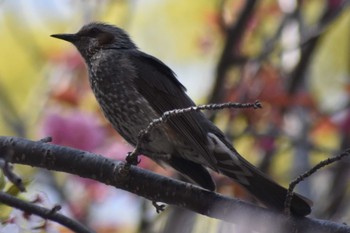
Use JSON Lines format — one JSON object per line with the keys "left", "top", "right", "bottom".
{"left": 209, "top": 0, "right": 258, "bottom": 104}
{"left": 0, "top": 136, "right": 349, "bottom": 232}
{"left": 0, "top": 191, "right": 95, "bottom": 233}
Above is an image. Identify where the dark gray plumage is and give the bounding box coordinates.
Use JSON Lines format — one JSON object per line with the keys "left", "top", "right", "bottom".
{"left": 51, "top": 22, "right": 311, "bottom": 216}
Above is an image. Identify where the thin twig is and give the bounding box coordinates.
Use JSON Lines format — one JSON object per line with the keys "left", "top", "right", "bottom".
{"left": 284, "top": 149, "right": 350, "bottom": 215}
{"left": 0, "top": 191, "right": 95, "bottom": 233}
{"left": 0, "top": 149, "right": 25, "bottom": 192}
{"left": 126, "top": 101, "right": 262, "bottom": 164}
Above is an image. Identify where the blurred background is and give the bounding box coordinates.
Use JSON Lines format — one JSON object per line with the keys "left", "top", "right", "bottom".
{"left": 0, "top": 0, "right": 350, "bottom": 232}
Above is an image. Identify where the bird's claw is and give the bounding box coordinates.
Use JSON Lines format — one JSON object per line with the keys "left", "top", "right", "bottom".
{"left": 126, "top": 152, "right": 140, "bottom": 165}
{"left": 152, "top": 201, "right": 166, "bottom": 213}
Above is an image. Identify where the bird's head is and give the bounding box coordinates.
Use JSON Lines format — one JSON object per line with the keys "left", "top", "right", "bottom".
{"left": 51, "top": 22, "right": 136, "bottom": 59}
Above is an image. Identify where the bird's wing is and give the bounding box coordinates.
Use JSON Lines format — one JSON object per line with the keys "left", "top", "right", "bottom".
{"left": 129, "top": 50, "right": 217, "bottom": 168}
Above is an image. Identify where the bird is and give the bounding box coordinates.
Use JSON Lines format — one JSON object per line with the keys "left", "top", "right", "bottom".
{"left": 51, "top": 22, "right": 311, "bottom": 216}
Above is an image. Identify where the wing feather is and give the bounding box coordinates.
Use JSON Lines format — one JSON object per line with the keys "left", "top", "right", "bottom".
{"left": 129, "top": 50, "right": 217, "bottom": 167}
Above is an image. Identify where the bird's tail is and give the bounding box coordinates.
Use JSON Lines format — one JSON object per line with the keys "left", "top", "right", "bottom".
{"left": 208, "top": 133, "right": 312, "bottom": 216}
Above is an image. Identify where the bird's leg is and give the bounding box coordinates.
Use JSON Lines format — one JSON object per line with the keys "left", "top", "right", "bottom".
{"left": 126, "top": 134, "right": 147, "bottom": 165}
{"left": 152, "top": 201, "right": 166, "bottom": 213}
{"left": 121, "top": 151, "right": 140, "bottom": 177}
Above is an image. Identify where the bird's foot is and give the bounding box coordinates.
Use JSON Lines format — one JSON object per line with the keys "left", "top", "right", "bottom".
{"left": 152, "top": 201, "right": 166, "bottom": 213}
{"left": 126, "top": 152, "right": 141, "bottom": 165}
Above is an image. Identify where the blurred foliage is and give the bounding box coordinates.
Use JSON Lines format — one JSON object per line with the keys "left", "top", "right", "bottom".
{"left": 310, "top": 10, "right": 350, "bottom": 111}
{"left": 0, "top": 0, "right": 350, "bottom": 232}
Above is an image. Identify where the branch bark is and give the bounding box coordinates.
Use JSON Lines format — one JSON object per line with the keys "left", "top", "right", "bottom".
{"left": 0, "top": 136, "right": 349, "bottom": 233}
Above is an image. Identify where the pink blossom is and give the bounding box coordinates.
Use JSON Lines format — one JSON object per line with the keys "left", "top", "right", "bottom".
{"left": 41, "top": 110, "right": 106, "bottom": 151}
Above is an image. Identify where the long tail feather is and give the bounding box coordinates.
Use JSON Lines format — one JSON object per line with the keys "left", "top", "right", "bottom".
{"left": 208, "top": 133, "right": 312, "bottom": 216}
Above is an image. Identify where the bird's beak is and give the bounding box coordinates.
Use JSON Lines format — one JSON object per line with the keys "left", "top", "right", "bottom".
{"left": 50, "top": 33, "right": 78, "bottom": 43}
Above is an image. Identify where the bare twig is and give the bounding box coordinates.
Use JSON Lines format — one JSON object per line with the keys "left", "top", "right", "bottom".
{"left": 284, "top": 149, "right": 350, "bottom": 215}
{"left": 0, "top": 191, "right": 95, "bottom": 233}
{"left": 0, "top": 149, "right": 25, "bottom": 192}
{"left": 126, "top": 101, "right": 262, "bottom": 164}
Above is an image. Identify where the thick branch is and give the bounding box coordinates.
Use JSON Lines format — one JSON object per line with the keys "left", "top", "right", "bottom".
{"left": 0, "top": 136, "right": 349, "bottom": 233}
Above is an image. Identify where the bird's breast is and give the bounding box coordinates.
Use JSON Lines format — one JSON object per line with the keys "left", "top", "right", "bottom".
{"left": 91, "top": 76, "right": 155, "bottom": 140}
{"left": 87, "top": 53, "right": 177, "bottom": 154}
